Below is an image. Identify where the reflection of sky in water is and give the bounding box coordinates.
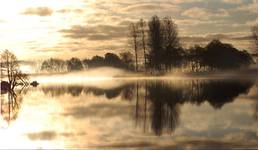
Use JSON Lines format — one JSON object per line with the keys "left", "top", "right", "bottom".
{"left": 0, "top": 79, "right": 258, "bottom": 149}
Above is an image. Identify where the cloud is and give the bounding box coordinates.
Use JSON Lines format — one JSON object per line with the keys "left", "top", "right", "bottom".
{"left": 222, "top": 0, "right": 243, "bottom": 4}
{"left": 120, "top": 3, "right": 181, "bottom": 13}
{"left": 235, "top": 0, "right": 258, "bottom": 14}
{"left": 182, "top": 7, "right": 229, "bottom": 20}
{"left": 246, "top": 18, "right": 258, "bottom": 26}
{"left": 173, "top": 0, "right": 204, "bottom": 4}
{"left": 22, "top": 7, "right": 53, "bottom": 16}
{"left": 57, "top": 9, "right": 83, "bottom": 14}
{"left": 26, "top": 131, "right": 57, "bottom": 140}
{"left": 63, "top": 103, "right": 132, "bottom": 119}
{"left": 181, "top": 33, "right": 252, "bottom": 43}
{"left": 60, "top": 24, "right": 128, "bottom": 41}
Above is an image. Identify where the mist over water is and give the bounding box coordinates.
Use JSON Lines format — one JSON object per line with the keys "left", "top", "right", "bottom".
{"left": 3, "top": 63, "right": 258, "bottom": 149}
{"left": 28, "top": 65, "right": 258, "bottom": 86}
{"left": 2, "top": 76, "right": 258, "bottom": 149}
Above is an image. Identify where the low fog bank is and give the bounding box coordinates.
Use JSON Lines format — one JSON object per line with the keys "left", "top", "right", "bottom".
{"left": 30, "top": 67, "right": 142, "bottom": 87}
{"left": 166, "top": 64, "right": 258, "bottom": 80}
{"left": 24, "top": 64, "right": 258, "bottom": 86}
{"left": 32, "top": 67, "right": 139, "bottom": 78}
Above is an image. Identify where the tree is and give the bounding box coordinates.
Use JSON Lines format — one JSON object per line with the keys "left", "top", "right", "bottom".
{"left": 83, "top": 56, "right": 105, "bottom": 68}
{"left": 41, "top": 58, "right": 66, "bottom": 72}
{"left": 162, "top": 17, "right": 180, "bottom": 50}
{"left": 162, "top": 17, "right": 182, "bottom": 70}
{"left": 104, "top": 53, "right": 123, "bottom": 67}
{"left": 67, "top": 57, "right": 83, "bottom": 71}
{"left": 251, "top": 26, "right": 258, "bottom": 54}
{"left": 129, "top": 23, "right": 140, "bottom": 72}
{"left": 138, "top": 19, "right": 148, "bottom": 71}
{"left": 120, "top": 52, "right": 134, "bottom": 70}
{"left": 147, "top": 16, "right": 183, "bottom": 71}
{"left": 204, "top": 40, "right": 254, "bottom": 70}
{"left": 148, "top": 15, "right": 164, "bottom": 70}
{"left": 1, "top": 50, "right": 28, "bottom": 90}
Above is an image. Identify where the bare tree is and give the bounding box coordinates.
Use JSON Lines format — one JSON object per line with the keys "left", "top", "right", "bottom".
{"left": 1, "top": 50, "right": 29, "bottom": 90}
{"left": 252, "top": 26, "right": 258, "bottom": 54}
{"left": 129, "top": 23, "right": 140, "bottom": 72}
{"left": 138, "top": 19, "right": 148, "bottom": 71}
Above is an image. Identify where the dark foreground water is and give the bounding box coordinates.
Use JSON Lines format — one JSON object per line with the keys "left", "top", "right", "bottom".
{"left": 1, "top": 78, "right": 258, "bottom": 149}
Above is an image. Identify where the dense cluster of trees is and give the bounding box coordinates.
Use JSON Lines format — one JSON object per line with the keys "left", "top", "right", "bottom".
{"left": 128, "top": 15, "right": 255, "bottom": 73}
{"left": 41, "top": 52, "right": 134, "bottom": 72}
{"left": 186, "top": 40, "right": 253, "bottom": 71}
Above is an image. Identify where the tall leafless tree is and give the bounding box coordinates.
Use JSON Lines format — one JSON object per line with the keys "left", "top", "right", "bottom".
{"left": 129, "top": 23, "right": 140, "bottom": 72}
{"left": 138, "top": 19, "right": 148, "bottom": 71}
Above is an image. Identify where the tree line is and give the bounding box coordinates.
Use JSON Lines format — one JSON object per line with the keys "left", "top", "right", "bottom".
{"left": 40, "top": 52, "right": 134, "bottom": 72}
{"left": 41, "top": 15, "right": 257, "bottom": 73}
{"left": 128, "top": 15, "right": 255, "bottom": 73}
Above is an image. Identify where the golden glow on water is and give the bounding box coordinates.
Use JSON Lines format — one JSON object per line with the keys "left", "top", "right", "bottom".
{"left": 0, "top": 79, "right": 258, "bottom": 149}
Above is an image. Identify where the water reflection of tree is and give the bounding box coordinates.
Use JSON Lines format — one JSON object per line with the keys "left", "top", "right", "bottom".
{"left": 40, "top": 80, "right": 254, "bottom": 135}
{"left": 0, "top": 88, "right": 25, "bottom": 124}
{"left": 134, "top": 80, "right": 254, "bottom": 135}
{"left": 252, "top": 83, "right": 258, "bottom": 120}
{"left": 41, "top": 84, "right": 135, "bottom": 100}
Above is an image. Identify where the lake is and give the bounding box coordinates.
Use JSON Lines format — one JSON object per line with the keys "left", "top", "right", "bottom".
{"left": 1, "top": 77, "right": 258, "bottom": 149}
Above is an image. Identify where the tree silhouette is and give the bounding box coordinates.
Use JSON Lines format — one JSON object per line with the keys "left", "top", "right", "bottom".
{"left": 127, "top": 16, "right": 254, "bottom": 73}
{"left": 162, "top": 17, "right": 183, "bottom": 70}
{"left": 67, "top": 57, "right": 83, "bottom": 71}
{"left": 129, "top": 23, "right": 140, "bottom": 72}
{"left": 148, "top": 15, "right": 164, "bottom": 70}
{"left": 120, "top": 52, "right": 134, "bottom": 70}
{"left": 41, "top": 58, "right": 66, "bottom": 72}
{"left": 252, "top": 26, "right": 258, "bottom": 54}
{"left": 1, "top": 50, "right": 29, "bottom": 90}
{"left": 203, "top": 39, "right": 253, "bottom": 70}
{"left": 147, "top": 16, "right": 183, "bottom": 72}
{"left": 104, "top": 53, "right": 123, "bottom": 68}
{"left": 187, "top": 45, "right": 206, "bottom": 72}
{"left": 83, "top": 56, "right": 105, "bottom": 68}
{"left": 138, "top": 19, "right": 148, "bottom": 71}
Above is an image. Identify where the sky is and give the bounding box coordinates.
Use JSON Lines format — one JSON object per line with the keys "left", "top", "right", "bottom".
{"left": 0, "top": 0, "right": 258, "bottom": 60}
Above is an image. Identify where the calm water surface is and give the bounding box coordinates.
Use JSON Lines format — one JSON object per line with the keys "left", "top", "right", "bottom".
{"left": 1, "top": 78, "right": 258, "bottom": 149}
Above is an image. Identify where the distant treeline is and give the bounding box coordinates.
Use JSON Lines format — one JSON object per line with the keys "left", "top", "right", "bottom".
{"left": 41, "top": 52, "right": 134, "bottom": 72}
{"left": 41, "top": 15, "right": 255, "bottom": 73}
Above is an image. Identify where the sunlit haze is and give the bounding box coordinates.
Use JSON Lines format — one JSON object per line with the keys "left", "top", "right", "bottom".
{"left": 1, "top": 0, "right": 258, "bottom": 60}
